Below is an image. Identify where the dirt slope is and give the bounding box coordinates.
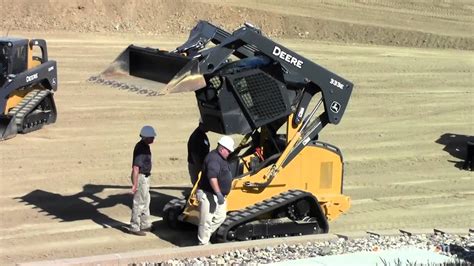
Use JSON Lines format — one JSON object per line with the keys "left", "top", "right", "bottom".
{"left": 0, "top": 1, "right": 473, "bottom": 265}
{"left": 1, "top": 0, "right": 473, "bottom": 49}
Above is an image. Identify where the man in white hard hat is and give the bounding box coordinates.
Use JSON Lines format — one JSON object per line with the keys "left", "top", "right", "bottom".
{"left": 128, "top": 125, "right": 156, "bottom": 236}
{"left": 196, "top": 135, "right": 234, "bottom": 245}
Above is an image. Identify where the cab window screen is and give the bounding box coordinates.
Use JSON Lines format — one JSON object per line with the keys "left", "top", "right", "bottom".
{"left": 0, "top": 44, "right": 8, "bottom": 84}
{"left": 12, "top": 45, "right": 27, "bottom": 74}
{"left": 231, "top": 70, "right": 290, "bottom": 127}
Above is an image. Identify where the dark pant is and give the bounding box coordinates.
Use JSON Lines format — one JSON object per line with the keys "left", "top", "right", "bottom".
{"left": 188, "top": 163, "right": 201, "bottom": 185}
{"left": 463, "top": 141, "right": 474, "bottom": 170}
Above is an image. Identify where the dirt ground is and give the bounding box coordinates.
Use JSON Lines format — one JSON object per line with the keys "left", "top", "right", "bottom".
{"left": 1, "top": 0, "right": 473, "bottom": 265}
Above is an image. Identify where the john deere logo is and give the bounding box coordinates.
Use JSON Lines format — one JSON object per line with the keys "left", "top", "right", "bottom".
{"left": 330, "top": 101, "right": 341, "bottom": 113}
{"left": 26, "top": 73, "right": 38, "bottom": 83}
{"left": 272, "top": 46, "right": 303, "bottom": 69}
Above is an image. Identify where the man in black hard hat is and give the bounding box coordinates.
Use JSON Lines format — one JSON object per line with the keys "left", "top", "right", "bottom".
{"left": 187, "top": 119, "right": 210, "bottom": 186}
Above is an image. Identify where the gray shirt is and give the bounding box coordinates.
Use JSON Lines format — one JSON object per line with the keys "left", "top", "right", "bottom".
{"left": 198, "top": 150, "right": 232, "bottom": 195}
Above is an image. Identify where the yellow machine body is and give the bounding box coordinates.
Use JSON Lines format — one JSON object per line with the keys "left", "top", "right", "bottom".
{"left": 182, "top": 115, "right": 351, "bottom": 226}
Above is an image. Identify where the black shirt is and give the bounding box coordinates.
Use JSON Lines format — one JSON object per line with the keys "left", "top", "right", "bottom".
{"left": 198, "top": 150, "right": 232, "bottom": 195}
{"left": 132, "top": 140, "right": 152, "bottom": 174}
{"left": 187, "top": 127, "right": 210, "bottom": 166}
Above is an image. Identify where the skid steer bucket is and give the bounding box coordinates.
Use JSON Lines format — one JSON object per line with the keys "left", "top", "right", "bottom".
{"left": 160, "top": 58, "right": 207, "bottom": 94}
{"left": 0, "top": 115, "right": 17, "bottom": 140}
{"left": 90, "top": 45, "right": 204, "bottom": 96}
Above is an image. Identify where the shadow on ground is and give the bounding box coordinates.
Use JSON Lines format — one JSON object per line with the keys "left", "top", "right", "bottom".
{"left": 151, "top": 220, "right": 198, "bottom": 246}
{"left": 436, "top": 133, "right": 474, "bottom": 170}
{"left": 15, "top": 184, "right": 197, "bottom": 245}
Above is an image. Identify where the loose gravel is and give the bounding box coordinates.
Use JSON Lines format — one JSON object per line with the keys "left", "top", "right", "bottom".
{"left": 132, "top": 232, "right": 473, "bottom": 265}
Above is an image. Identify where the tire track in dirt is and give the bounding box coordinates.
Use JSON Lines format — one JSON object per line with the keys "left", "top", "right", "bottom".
{"left": 4, "top": 0, "right": 473, "bottom": 49}
{"left": 329, "top": 0, "right": 472, "bottom": 19}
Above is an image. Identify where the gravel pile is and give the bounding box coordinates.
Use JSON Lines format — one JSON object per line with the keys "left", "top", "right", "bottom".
{"left": 134, "top": 232, "right": 473, "bottom": 265}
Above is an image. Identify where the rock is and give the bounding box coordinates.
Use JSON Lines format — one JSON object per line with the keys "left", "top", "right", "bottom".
{"left": 320, "top": 246, "right": 332, "bottom": 256}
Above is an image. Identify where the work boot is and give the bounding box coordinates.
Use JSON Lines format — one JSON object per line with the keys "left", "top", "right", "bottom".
{"left": 126, "top": 225, "right": 147, "bottom": 236}
{"left": 129, "top": 230, "right": 146, "bottom": 236}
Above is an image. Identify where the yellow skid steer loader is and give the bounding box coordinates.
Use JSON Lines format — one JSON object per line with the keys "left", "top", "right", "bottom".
{"left": 94, "top": 21, "right": 353, "bottom": 242}
{"left": 0, "top": 38, "right": 58, "bottom": 140}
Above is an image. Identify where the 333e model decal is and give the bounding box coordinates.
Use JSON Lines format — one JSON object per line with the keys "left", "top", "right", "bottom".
{"left": 330, "top": 78, "right": 344, "bottom": 90}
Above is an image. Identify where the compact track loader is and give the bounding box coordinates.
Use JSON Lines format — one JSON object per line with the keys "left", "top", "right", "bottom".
{"left": 95, "top": 21, "right": 354, "bottom": 241}
{"left": 0, "top": 38, "right": 58, "bottom": 140}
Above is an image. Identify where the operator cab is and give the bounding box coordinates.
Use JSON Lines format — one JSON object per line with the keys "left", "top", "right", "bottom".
{"left": 194, "top": 54, "right": 299, "bottom": 178}
{"left": 196, "top": 56, "right": 295, "bottom": 136}
{"left": 0, "top": 37, "right": 49, "bottom": 87}
{"left": 227, "top": 118, "right": 288, "bottom": 179}
{"left": 0, "top": 38, "right": 29, "bottom": 78}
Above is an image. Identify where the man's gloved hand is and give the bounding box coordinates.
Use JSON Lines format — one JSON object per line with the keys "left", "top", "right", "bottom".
{"left": 216, "top": 192, "right": 225, "bottom": 205}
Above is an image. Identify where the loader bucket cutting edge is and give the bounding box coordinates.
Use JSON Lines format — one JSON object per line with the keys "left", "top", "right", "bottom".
{"left": 92, "top": 45, "right": 200, "bottom": 95}
{"left": 161, "top": 59, "right": 206, "bottom": 94}
{"left": 0, "top": 115, "right": 17, "bottom": 141}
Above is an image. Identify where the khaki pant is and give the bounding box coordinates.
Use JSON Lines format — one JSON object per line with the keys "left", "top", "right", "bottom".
{"left": 130, "top": 174, "right": 151, "bottom": 232}
{"left": 197, "top": 189, "right": 227, "bottom": 245}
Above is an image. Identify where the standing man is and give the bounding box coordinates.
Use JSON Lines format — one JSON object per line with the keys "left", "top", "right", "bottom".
{"left": 197, "top": 135, "right": 234, "bottom": 245}
{"left": 128, "top": 125, "right": 156, "bottom": 236}
{"left": 187, "top": 119, "right": 210, "bottom": 185}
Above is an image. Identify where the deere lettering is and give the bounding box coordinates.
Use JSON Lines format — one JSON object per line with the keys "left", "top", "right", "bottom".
{"left": 272, "top": 46, "right": 303, "bottom": 69}
{"left": 26, "top": 73, "right": 38, "bottom": 83}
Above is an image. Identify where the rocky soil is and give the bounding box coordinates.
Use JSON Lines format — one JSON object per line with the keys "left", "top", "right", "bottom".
{"left": 2, "top": 0, "right": 473, "bottom": 50}
{"left": 147, "top": 232, "right": 474, "bottom": 265}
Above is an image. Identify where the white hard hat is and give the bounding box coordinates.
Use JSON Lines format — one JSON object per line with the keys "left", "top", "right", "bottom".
{"left": 218, "top": 135, "right": 234, "bottom": 152}
{"left": 140, "top": 125, "right": 156, "bottom": 138}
